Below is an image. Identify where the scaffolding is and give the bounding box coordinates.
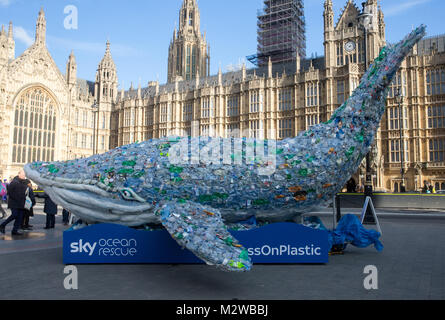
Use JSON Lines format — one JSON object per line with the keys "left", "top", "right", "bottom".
{"left": 248, "top": 0, "right": 306, "bottom": 66}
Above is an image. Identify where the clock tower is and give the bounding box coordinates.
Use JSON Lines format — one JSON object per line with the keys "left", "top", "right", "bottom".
{"left": 324, "top": 0, "right": 386, "bottom": 97}
{"left": 323, "top": 0, "right": 386, "bottom": 187}
{"left": 324, "top": 0, "right": 385, "bottom": 67}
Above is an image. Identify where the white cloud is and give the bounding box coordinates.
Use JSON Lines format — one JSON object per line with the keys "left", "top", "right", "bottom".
{"left": 385, "top": 0, "right": 432, "bottom": 17}
{"left": 0, "top": 0, "right": 13, "bottom": 7}
{"left": 4, "top": 24, "right": 141, "bottom": 57}
{"left": 47, "top": 36, "right": 142, "bottom": 57}
{"left": 14, "top": 26, "right": 34, "bottom": 46}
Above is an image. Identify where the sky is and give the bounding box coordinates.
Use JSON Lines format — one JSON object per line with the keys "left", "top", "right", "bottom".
{"left": 0, "top": 0, "right": 444, "bottom": 90}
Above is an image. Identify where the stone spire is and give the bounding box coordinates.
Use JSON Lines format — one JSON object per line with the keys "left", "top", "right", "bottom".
{"left": 0, "top": 21, "right": 15, "bottom": 63}
{"left": 8, "top": 22, "right": 14, "bottom": 60}
{"left": 242, "top": 62, "right": 246, "bottom": 81}
{"left": 167, "top": 0, "right": 210, "bottom": 83}
{"left": 378, "top": 5, "right": 385, "bottom": 39}
{"left": 101, "top": 41, "right": 113, "bottom": 65}
{"left": 218, "top": 66, "right": 222, "bottom": 85}
{"left": 324, "top": 0, "right": 334, "bottom": 31}
{"left": 0, "top": 25, "right": 6, "bottom": 66}
{"left": 66, "top": 50, "right": 77, "bottom": 86}
{"left": 35, "top": 7, "right": 46, "bottom": 45}
{"left": 95, "top": 40, "right": 118, "bottom": 103}
{"left": 97, "top": 41, "right": 116, "bottom": 77}
{"left": 8, "top": 21, "right": 13, "bottom": 39}
{"left": 179, "top": 0, "right": 200, "bottom": 34}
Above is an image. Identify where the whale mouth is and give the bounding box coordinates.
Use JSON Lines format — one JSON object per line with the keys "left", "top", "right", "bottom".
{"left": 24, "top": 163, "right": 157, "bottom": 226}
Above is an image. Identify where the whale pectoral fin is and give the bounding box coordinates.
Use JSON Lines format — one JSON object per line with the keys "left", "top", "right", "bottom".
{"left": 160, "top": 201, "right": 252, "bottom": 272}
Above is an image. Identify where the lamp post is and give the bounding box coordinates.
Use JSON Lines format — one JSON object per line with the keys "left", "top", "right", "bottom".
{"left": 66, "top": 126, "right": 72, "bottom": 161}
{"left": 358, "top": 2, "right": 374, "bottom": 192}
{"left": 358, "top": 2, "right": 375, "bottom": 223}
{"left": 396, "top": 88, "right": 406, "bottom": 192}
{"left": 92, "top": 101, "right": 98, "bottom": 155}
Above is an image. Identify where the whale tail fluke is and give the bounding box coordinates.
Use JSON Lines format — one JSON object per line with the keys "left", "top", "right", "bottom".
{"left": 362, "top": 24, "right": 426, "bottom": 97}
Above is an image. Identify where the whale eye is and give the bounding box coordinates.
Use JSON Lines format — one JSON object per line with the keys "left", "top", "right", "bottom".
{"left": 118, "top": 187, "right": 146, "bottom": 203}
{"left": 120, "top": 189, "right": 134, "bottom": 200}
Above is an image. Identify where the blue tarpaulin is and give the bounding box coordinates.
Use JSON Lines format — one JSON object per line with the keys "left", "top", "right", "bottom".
{"left": 304, "top": 214, "right": 383, "bottom": 252}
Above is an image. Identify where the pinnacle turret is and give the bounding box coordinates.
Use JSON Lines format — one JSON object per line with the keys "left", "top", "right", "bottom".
{"left": 35, "top": 7, "right": 46, "bottom": 45}
{"left": 8, "top": 21, "right": 13, "bottom": 39}
{"left": 0, "top": 21, "right": 15, "bottom": 62}
{"left": 167, "top": 0, "right": 210, "bottom": 83}
{"left": 66, "top": 50, "right": 77, "bottom": 86}
{"left": 95, "top": 41, "right": 118, "bottom": 103}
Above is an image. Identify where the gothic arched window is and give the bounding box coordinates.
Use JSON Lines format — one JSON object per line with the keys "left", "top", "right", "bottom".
{"left": 186, "top": 45, "right": 191, "bottom": 80}
{"left": 192, "top": 46, "right": 196, "bottom": 78}
{"left": 189, "top": 12, "right": 194, "bottom": 26}
{"left": 12, "top": 87, "right": 57, "bottom": 164}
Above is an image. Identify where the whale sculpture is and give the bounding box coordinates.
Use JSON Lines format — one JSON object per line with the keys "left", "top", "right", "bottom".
{"left": 25, "top": 26, "right": 426, "bottom": 272}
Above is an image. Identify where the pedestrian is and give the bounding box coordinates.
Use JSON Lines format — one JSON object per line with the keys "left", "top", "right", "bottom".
{"left": 0, "top": 169, "right": 28, "bottom": 236}
{"left": 43, "top": 192, "right": 58, "bottom": 229}
{"left": 62, "top": 208, "right": 71, "bottom": 226}
{"left": 0, "top": 203, "right": 6, "bottom": 219}
{"left": 1, "top": 179, "right": 8, "bottom": 204}
{"left": 21, "top": 179, "right": 36, "bottom": 230}
{"left": 346, "top": 178, "right": 357, "bottom": 193}
{"left": 422, "top": 180, "right": 429, "bottom": 193}
{"left": 0, "top": 180, "right": 7, "bottom": 219}
{"left": 429, "top": 183, "right": 436, "bottom": 194}
{"left": 0, "top": 203, "right": 6, "bottom": 220}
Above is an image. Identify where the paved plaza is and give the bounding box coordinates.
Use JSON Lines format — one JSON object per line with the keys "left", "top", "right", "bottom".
{"left": 0, "top": 204, "right": 444, "bottom": 300}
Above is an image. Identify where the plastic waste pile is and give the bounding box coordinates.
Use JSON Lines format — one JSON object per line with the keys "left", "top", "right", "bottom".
{"left": 24, "top": 26, "right": 425, "bottom": 271}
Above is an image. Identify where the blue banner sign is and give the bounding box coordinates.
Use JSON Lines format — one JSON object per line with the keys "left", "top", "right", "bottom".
{"left": 63, "top": 223, "right": 329, "bottom": 264}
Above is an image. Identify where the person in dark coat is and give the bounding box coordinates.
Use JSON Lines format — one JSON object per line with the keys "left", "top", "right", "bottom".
{"left": 43, "top": 193, "right": 58, "bottom": 229}
{"left": 21, "top": 179, "right": 36, "bottom": 230}
{"left": 0, "top": 170, "right": 28, "bottom": 236}
{"left": 346, "top": 178, "right": 357, "bottom": 193}
{"left": 62, "top": 208, "right": 71, "bottom": 226}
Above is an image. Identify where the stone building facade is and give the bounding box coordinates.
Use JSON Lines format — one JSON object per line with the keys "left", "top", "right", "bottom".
{"left": 1, "top": 0, "right": 444, "bottom": 192}
{"left": 0, "top": 8, "right": 114, "bottom": 180}
{"left": 113, "top": 0, "right": 445, "bottom": 192}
